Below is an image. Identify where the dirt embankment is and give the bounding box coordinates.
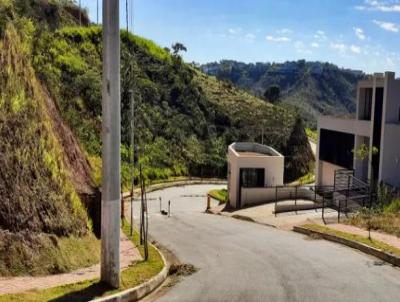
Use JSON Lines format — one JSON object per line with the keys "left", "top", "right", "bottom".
{"left": 43, "top": 86, "right": 94, "bottom": 195}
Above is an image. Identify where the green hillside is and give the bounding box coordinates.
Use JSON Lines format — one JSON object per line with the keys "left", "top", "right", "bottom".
{"left": 0, "top": 0, "right": 313, "bottom": 275}
{"left": 202, "top": 60, "right": 365, "bottom": 128}
{"left": 33, "top": 26, "right": 313, "bottom": 184}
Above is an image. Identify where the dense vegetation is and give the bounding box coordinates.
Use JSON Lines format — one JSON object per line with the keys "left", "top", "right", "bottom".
{"left": 202, "top": 60, "right": 365, "bottom": 128}
{"left": 32, "top": 26, "right": 313, "bottom": 185}
{"left": 0, "top": 0, "right": 313, "bottom": 276}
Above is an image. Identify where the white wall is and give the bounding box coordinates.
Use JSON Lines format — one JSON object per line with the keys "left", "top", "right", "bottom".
{"left": 318, "top": 116, "right": 371, "bottom": 137}
{"left": 240, "top": 187, "right": 316, "bottom": 207}
{"left": 241, "top": 188, "right": 277, "bottom": 206}
{"left": 228, "top": 148, "right": 239, "bottom": 208}
{"left": 379, "top": 73, "right": 400, "bottom": 185}
{"left": 380, "top": 123, "right": 400, "bottom": 187}
{"left": 318, "top": 160, "right": 346, "bottom": 186}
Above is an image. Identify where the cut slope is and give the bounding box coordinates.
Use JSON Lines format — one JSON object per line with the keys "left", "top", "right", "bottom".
{"left": 0, "top": 22, "right": 99, "bottom": 276}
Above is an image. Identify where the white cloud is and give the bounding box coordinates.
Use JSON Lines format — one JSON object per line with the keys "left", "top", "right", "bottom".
{"left": 354, "top": 27, "right": 366, "bottom": 40}
{"left": 331, "top": 43, "right": 347, "bottom": 53}
{"left": 373, "top": 20, "right": 399, "bottom": 32}
{"left": 226, "top": 27, "right": 256, "bottom": 43}
{"left": 355, "top": 0, "right": 400, "bottom": 12}
{"left": 350, "top": 45, "right": 362, "bottom": 54}
{"left": 314, "top": 30, "right": 327, "bottom": 40}
{"left": 266, "top": 35, "right": 291, "bottom": 42}
{"left": 228, "top": 27, "right": 242, "bottom": 35}
{"left": 330, "top": 43, "right": 363, "bottom": 55}
{"left": 311, "top": 42, "right": 320, "bottom": 48}
{"left": 276, "top": 28, "right": 293, "bottom": 35}
{"left": 244, "top": 33, "right": 256, "bottom": 43}
{"left": 294, "top": 41, "right": 312, "bottom": 54}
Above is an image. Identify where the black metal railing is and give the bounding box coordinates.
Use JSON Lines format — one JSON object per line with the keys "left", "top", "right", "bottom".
{"left": 272, "top": 169, "right": 372, "bottom": 222}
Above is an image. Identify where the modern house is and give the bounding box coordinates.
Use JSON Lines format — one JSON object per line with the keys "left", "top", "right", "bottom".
{"left": 316, "top": 72, "right": 400, "bottom": 188}
{"left": 227, "top": 142, "right": 284, "bottom": 209}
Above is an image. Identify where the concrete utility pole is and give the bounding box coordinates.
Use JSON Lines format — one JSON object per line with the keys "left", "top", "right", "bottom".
{"left": 79, "top": 0, "right": 82, "bottom": 26}
{"left": 130, "top": 90, "right": 135, "bottom": 236}
{"left": 101, "top": 0, "right": 121, "bottom": 289}
{"left": 97, "top": 0, "right": 99, "bottom": 25}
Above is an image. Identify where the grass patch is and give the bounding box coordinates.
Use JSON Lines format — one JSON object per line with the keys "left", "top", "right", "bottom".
{"left": 345, "top": 212, "right": 400, "bottom": 238}
{"left": 0, "top": 231, "right": 100, "bottom": 278}
{"left": 301, "top": 224, "right": 400, "bottom": 257}
{"left": 305, "top": 127, "right": 317, "bottom": 142}
{"left": 208, "top": 189, "right": 228, "bottom": 204}
{"left": 291, "top": 171, "right": 315, "bottom": 185}
{"left": 0, "top": 222, "right": 164, "bottom": 302}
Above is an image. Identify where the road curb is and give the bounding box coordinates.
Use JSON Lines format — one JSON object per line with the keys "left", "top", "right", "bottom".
{"left": 293, "top": 226, "right": 400, "bottom": 267}
{"left": 123, "top": 179, "right": 227, "bottom": 198}
{"left": 91, "top": 243, "right": 169, "bottom": 302}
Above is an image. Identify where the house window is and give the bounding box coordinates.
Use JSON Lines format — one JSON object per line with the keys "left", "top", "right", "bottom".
{"left": 361, "top": 88, "right": 372, "bottom": 120}
{"left": 241, "top": 168, "right": 265, "bottom": 188}
{"left": 319, "top": 129, "right": 354, "bottom": 169}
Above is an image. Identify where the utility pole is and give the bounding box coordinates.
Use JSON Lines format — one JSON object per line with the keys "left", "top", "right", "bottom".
{"left": 101, "top": 0, "right": 121, "bottom": 289}
{"left": 130, "top": 90, "right": 135, "bottom": 236}
{"left": 79, "top": 0, "right": 82, "bottom": 26}
{"left": 97, "top": 0, "right": 99, "bottom": 25}
{"left": 261, "top": 127, "right": 264, "bottom": 145}
{"left": 126, "top": 0, "right": 129, "bottom": 32}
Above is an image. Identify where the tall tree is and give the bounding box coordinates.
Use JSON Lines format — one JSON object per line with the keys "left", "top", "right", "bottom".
{"left": 264, "top": 85, "right": 281, "bottom": 103}
{"left": 172, "top": 42, "right": 187, "bottom": 56}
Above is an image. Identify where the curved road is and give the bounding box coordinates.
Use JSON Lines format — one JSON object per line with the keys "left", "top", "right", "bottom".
{"left": 131, "top": 184, "right": 400, "bottom": 302}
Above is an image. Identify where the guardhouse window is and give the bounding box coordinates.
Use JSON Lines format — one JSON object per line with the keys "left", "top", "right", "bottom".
{"left": 241, "top": 168, "right": 265, "bottom": 188}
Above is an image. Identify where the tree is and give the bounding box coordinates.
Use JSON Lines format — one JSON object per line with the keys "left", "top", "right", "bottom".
{"left": 352, "top": 143, "right": 378, "bottom": 184}
{"left": 352, "top": 143, "right": 379, "bottom": 240}
{"left": 171, "top": 42, "right": 187, "bottom": 56}
{"left": 264, "top": 85, "right": 281, "bottom": 103}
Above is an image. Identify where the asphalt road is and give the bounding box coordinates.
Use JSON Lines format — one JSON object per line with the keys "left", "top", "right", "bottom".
{"left": 131, "top": 184, "right": 400, "bottom": 302}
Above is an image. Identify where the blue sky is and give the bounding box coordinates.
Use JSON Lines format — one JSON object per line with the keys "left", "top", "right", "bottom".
{"left": 81, "top": 0, "right": 400, "bottom": 73}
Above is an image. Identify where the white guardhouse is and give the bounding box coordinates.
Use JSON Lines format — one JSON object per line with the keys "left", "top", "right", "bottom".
{"left": 228, "top": 142, "right": 284, "bottom": 209}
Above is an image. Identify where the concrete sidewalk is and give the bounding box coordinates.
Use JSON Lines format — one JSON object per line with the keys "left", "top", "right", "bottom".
{"left": 0, "top": 232, "right": 142, "bottom": 296}
{"left": 210, "top": 201, "right": 338, "bottom": 230}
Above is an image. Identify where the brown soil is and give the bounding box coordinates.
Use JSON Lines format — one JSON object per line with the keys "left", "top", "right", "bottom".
{"left": 43, "top": 86, "right": 94, "bottom": 195}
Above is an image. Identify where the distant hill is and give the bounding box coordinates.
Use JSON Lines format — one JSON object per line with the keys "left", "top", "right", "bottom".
{"left": 201, "top": 60, "right": 365, "bottom": 128}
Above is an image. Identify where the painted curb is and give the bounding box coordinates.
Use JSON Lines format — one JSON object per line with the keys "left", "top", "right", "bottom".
{"left": 90, "top": 244, "right": 169, "bottom": 302}
{"left": 293, "top": 226, "right": 400, "bottom": 267}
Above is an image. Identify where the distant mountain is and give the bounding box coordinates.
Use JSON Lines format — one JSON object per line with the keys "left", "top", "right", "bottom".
{"left": 201, "top": 60, "right": 365, "bottom": 128}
